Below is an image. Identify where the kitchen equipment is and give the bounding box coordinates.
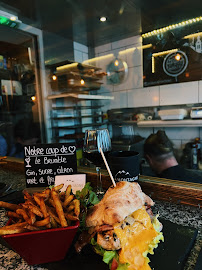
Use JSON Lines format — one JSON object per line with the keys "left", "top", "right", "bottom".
{"left": 190, "top": 107, "right": 202, "bottom": 119}
{"left": 158, "top": 109, "right": 188, "bottom": 120}
{"left": 1, "top": 220, "right": 79, "bottom": 265}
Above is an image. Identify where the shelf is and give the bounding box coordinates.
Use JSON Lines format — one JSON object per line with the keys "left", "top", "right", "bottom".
{"left": 67, "top": 71, "right": 105, "bottom": 81}
{"left": 52, "top": 123, "right": 105, "bottom": 129}
{"left": 67, "top": 80, "right": 102, "bottom": 89}
{"left": 51, "top": 114, "right": 102, "bottom": 120}
{"left": 137, "top": 119, "right": 202, "bottom": 127}
{"left": 109, "top": 120, "right": 137, "bottom": 125}
{"left": 51, "top": 105, "right": 104, "bottom": 110}
{"left": 49, "top": 61, "right": 108, "bottom": 145}
{"left": 47, "top": 92, "right": 114, "bottom": 100}
{"left": 56, "top": 62, "right": 101, "bottom": 74}
{"left": 50, "top": 82, "right": 102, "bottom": 90}
{"left": 54, "top": 133, "right": 85, "bottom": 140}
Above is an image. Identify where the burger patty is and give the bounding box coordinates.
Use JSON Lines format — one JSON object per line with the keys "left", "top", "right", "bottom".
{"left": 75, "top": 224, "right": 114, "bottom": 253}
{"left": 97, "top": 230, "right": 121, "bottom": 250}
{"left": 75, "top": 206, "right": 155, "bottom": 253}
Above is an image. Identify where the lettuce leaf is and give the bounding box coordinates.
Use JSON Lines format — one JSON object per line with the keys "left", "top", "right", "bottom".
{"left": 76, "top": 182, "right": 99, "bottom": 207}
{"left": 103, "top": 251, "right": 116, "bottom": 264}
{"left": 76, "top": 182, "right": 100, "bottom": 231}
{"left": 91, "top": 238, "right": 129, "bottom": 270}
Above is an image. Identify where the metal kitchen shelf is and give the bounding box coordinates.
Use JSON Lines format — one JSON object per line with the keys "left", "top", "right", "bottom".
{"left": 56, "top": 62, "right": 101, "bottom": 74}
{"left": 48, "top": 61, "right": 110, "bottom": 145}
{"left": 66, "top": 71, "right": 103, "bottom": 81}
{"left": 47, "top": 92, "right": 114, "bottom": 100}
{"left": 66, "top": 81, "right": 102, "bottom": 89}
{"left": 55, "top": 133, "right": 85, "bottom": 140}
{"left": 51, "top": 114, "right": 102, "bottom": 120}
{"left": 109, "top": 120, "right": 138, "bottom": 125}
{"left": 51, "top": 105, "right": 103, "bottom": 110}
{"left": 137, "top": 119, "right": 202, "bottom": 127}
{"left": 52, "top": 123, "right": 105, "bottom": 129}
{"left": 50, "top": 81, "right": 102, "bottom": 90}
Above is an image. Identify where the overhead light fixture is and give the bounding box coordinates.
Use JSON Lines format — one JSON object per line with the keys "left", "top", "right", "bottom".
{"left": 142, "top": 16, "right": 202, "bottom": 38}
{"left": 80, "top": 79, "right": 85, "bottom": 85}
{"left": 10, "top": 16, "right": 16, "bottom": 21}
{"left": 52, "top": 75, "right": 57, "bottom": 81}
{"left": 100, "top": 16, "right": 107, "bottom": 22}
{"left": 175, "top": 53, "right": 181, "bottom": 61}
{"left": 0, "top": 10, "right": 21, "bottom": 28}
{"left": 114, "top": 59, "right": 119, "bottom": 66}
{"left": 31, "top": 96, "right": 36, "bottom": 101}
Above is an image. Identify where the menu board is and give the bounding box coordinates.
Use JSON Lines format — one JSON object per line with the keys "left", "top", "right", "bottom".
{"left": 143, "top": 21, "right": 202, "bottom": 87}
{"left": 24, "top": 143, "right": 77, "bottom": 188}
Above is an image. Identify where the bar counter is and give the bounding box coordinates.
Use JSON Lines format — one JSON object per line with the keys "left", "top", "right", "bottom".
{"left": 0, "top": 159, "right": 201, "bottom": 270}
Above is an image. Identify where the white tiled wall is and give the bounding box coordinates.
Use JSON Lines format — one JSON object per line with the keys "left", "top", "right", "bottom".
{"left": 127, "top": 86, "right": 160, "bottom": 108}
{"left": 73, "top": 42, "right": 89, "bottom": 62}
{"left": 198, "top": 81, "right": 202, "bottom": 102}
{"left": 159, "top": 81, "right": 199, "bottom": 105}
{"left": 98, "top": 91, "right": 128, "bottom": 111}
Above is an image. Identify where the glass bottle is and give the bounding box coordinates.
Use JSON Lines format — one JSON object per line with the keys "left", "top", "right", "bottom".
{"left": 191, "top": 143, "right": 198, "bottom": 169}
{"left": 195, "top": 137, "right": 201, "bottom": 163}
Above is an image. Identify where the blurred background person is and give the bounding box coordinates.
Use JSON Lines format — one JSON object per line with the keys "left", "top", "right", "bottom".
{"left": 144, "top": 130, "right": 202, "bottom": 184}
{"left": 9, "top": 118, "right": 40, "bottom": 158}
{"left": 0, "top": 133, "right": 7, "bottom": 156}
{"left": 0, "top": 126, "right": 13, "bottom": 157}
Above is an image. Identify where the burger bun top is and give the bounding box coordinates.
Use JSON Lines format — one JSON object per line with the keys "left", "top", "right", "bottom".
{"left": 86, "top": 181, "right": 154, "bottom": 227}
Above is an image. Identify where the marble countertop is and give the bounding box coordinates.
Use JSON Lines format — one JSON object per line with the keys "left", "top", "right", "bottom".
{"left": 0, "top": 168, "right": 201, "bottom": 270}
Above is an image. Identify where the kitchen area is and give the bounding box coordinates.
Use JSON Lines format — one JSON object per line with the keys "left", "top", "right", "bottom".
{"left": 0, "top": 0, "right": 201, "bottom": 269}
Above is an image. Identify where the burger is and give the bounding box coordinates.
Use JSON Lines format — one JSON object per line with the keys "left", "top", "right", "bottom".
{"left": 75, "top": 181, "right": 164, "bottom": 270}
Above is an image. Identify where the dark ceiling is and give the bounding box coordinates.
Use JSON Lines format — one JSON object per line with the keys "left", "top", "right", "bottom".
{"left": 0, "top": 0, "right": 201, "bottom": 47}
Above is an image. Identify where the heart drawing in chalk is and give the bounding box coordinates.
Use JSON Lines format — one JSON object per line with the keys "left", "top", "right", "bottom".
{"left": 68, "top": 146, "right": 76, "bottom": 153}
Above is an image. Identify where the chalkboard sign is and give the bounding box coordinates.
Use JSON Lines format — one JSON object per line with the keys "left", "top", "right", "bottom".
{"left": 24, "top": 143, "right": 77, "bottom": 188}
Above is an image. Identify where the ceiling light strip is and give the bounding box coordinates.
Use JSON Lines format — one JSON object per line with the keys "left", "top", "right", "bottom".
{"left": 152, "top": 48, "right": 178, "bottom": 57}
{"left": 184, "top": 31, "right": 202, "bottom": 39}
{"left": 142, "top": 16, "right": 202, "bottom": 38}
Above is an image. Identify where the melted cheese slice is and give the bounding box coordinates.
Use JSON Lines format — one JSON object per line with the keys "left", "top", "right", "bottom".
{"left": 114, "top": 207, "right": 159, "bottom": 270}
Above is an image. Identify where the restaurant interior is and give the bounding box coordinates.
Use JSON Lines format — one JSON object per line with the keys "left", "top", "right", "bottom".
{"left": 0, "top": 1, "right": 201, "bottom": 268}
{"left": 0, "top": 0, "right": 202, "bottom": 173}
{"left": 0, "top": 2, "right": 202, "bottom": 177}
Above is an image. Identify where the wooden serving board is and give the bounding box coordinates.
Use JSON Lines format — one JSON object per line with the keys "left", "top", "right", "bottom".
{"left": 43, "top": 219, "right": 198, "bottom": 270}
